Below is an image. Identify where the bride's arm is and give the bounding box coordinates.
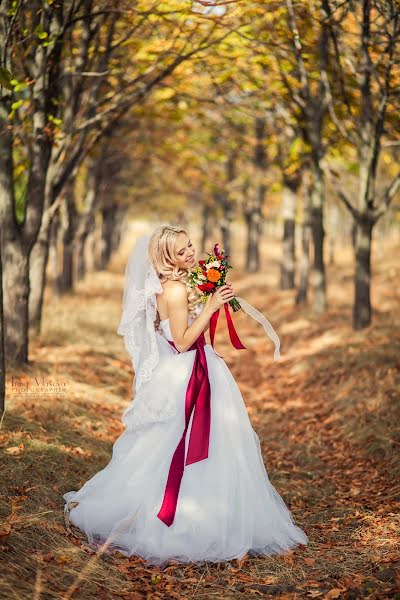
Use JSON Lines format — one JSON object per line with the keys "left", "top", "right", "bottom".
{"left": 166, "top": 282, "right": 214, "bottom": 353}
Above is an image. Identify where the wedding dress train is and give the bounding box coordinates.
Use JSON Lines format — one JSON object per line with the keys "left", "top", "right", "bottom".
{"left": 63, "top": 315, "right": 308, "bottom": 567}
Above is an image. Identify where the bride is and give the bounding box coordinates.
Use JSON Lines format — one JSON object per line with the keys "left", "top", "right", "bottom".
{"left": 63, "top": 224, "right": 308, "bottom": 567}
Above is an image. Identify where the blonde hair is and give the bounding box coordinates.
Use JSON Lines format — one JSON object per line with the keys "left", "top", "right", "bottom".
{"left": 148, "top": 224, "right": 201, "bottom": 331}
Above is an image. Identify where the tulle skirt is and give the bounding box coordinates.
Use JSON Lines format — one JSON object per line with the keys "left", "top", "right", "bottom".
{"left": 63, "top": 344, "right": 308, "bottom": 567}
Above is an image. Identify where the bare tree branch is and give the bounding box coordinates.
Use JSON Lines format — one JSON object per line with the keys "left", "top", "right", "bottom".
{"left": 285, "top": 0, "right": 310, "bottom": 95}
{"left": 337, "top": 189, "right": 361, "bottom": 221}
{"left": 373, "top": 170, "right": 400, "bottom": 220}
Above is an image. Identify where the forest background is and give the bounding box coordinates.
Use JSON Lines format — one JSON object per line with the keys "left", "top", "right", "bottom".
{"left": 0, "top": 1, "right": 399, "bottom": 598}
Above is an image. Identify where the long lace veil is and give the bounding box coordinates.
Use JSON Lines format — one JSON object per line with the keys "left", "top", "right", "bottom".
{"left": 117, "top": 234, "right": 164, "bottom": 394}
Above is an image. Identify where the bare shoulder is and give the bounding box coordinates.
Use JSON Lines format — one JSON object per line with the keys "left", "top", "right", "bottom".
{"left": 162, "top": 280, "right": 188, "bottom": 303}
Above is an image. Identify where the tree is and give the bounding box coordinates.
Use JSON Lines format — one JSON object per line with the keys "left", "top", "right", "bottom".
{"left": 0, "top": 228, "right": 4, "bottom": 416}
{"left": 1, "top": 0, "right": 238, "bottom": 362}
{"left": 217, "top": 0, "right": 332, "bottom": 307}
{"left": 326, "top": 0, "right": 400, "bottom": 328}
{"left": 0, "top": 0, "right": 65, "bottom": 362}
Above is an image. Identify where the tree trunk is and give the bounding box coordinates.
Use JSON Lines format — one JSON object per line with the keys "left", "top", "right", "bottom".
{"left": 0, "top": 229, "right": 5, "bottom": 416}
{"left": 280, "top": 181, "right": 297, "bottom": 289}
{"left": 49, "top": 210, "right": 60, "bottom": 294}
{"left": 351, "top": 221, "right": 357, "bottom": 250}
{"left": 58, "top": 181, "right": 78, "bottom": 293}
{"left": 61, "top": 235, "right": 74, "bottom": 292}
{"left": 296, "top": 174, "right": 312, "bottom": 305}
{"left": 74, "top": 154, "right": 103, "bottom": 280}
{"left": 86, "top": 222, "right": 97, "bottom": 273}
{"left": 244, "top": 203, "right": 263, "bottom": 272}
{"left": 219, "top": 197, "right": 234, "bottom": 257}
{"left": 220, "top": 213, "right": 232, "bottom": 258}
{"left": 244, "top": 116, "right": 266, "bottom": 273}
{"left": 110, "top": 206, "right": 125, "bottom": 254}
{"left": 98, "top": 207, "right": 114, "bottom": 270}
{"left": 0, "top": 95, "right": 30, "bottom": 364}
{"left": 75, "top": 227, "right": 88, "bottom": 281}
{"left": 327, "top": 203, "right": 339, "bottom": 265}
{"left": 29, "top": 231, "right": 52, "bottom": 335}
{"left": 310, "top": 166, "right": 327, "bottom": 312}
{"left": 28, "top": 163, "right": 63, "bottom": 334}
{"left": 9, "top": 5, "right": 61, "bottom": 341}
{"left": 353, "top": 218, "right": 373, "bottom": 330}
{"left": 2, "top": 238, "right": 30, "bottom": 364}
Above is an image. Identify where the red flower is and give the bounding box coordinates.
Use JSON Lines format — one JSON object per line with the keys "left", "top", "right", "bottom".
{"left": 213, "top": 243, "right": 222, "bottom": 259}
{"left": 199, "top": 259, "right": 205, "bottom": 265}
{"left": 198, "top": 282, "right": 215, "bottom": 292}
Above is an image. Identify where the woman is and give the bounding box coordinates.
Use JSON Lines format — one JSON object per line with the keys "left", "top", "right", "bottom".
{"left": 63, "top": 224, "right": 308, "bottom": 567}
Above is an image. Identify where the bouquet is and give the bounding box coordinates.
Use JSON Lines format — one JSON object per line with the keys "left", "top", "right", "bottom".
{"left": 187, "top": 242, "right": 281, "bottom": 361}
{"left": 188, "top": 243, "right": 242, "bottom": 312}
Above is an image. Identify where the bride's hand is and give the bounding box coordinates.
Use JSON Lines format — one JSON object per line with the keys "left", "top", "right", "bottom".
{"left": 207, "top": 284, "right": 235, "bottom": 313}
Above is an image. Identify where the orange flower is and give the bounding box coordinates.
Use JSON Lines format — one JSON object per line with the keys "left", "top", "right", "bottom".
{"left": 207, "top": 268, "right": 221, "bottom": 283}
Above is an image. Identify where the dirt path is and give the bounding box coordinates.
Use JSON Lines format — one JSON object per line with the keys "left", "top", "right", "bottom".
{"left": 1, "top": 224, "right": 399, "bottom": 599}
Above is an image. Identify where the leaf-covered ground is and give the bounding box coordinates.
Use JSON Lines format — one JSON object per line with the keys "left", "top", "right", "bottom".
{"left": 1, "top": 223, "right": 399, "bottom": 599}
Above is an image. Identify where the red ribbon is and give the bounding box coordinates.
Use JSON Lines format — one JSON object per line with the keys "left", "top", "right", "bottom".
{"left": 209, "top": 302, "right": 246, "bottom": 353}
{"left": 157, "top": 332, "right": 211, "bottom": 527}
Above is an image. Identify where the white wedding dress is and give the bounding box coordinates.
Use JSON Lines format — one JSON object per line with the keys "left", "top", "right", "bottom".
{"left": 63, "top": 312, "right": 308, "bottom": 567}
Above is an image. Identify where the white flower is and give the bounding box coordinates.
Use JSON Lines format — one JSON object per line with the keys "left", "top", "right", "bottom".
{"left": 206, "top": 260, "right": 220, "bottom": 269}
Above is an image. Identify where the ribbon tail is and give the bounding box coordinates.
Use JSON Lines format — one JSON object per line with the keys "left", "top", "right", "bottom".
{"left": 209, "top": 308, "right": 220, "bottom": 350}
{"left": 235, "top": 296, "right": 281, "bottom": 360}
{"left": 186, "top": 345, "right": 211, "bottom": 464}
{"left": 186, "top": 377, "right": 210, "bottom": 464}
{"left": 224, "top": 303, "right": 246, "bottom": 350}
{"left": 157, "top": 432, "right": 187, "bottom": 527}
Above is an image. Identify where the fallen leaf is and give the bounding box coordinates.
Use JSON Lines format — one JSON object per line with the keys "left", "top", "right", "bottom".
{"left": 0, "top": 523, "right": 12, "bottom": 538}
{"left": 326, "top": 589, "right": 343, "bottom": 599}
{"left": 5, "top": 444, "right": 24, "bottom": 455}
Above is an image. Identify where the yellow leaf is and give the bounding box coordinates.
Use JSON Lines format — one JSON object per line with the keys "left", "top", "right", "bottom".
{"left": 5, "top": 444, "right": 24, "bottom": 455}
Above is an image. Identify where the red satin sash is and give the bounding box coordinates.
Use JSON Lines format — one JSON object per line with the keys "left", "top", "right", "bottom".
{"left": 157, "top": 307, "right": 245, "bottom": 527}
{"left": 157, "top": 332, "right": 211, "bottom": 527}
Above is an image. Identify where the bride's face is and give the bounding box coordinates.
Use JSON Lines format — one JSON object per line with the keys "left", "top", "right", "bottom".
{"left": 173, "top": 232, "right": 196, "bottom": 270}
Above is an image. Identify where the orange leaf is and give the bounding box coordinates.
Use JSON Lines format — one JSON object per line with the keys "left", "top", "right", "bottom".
{"left": 326, "top": 590, "right": 343, "bottom": 599}
{"left": 0, "top": 523, "right": 12, "bottom": 538}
